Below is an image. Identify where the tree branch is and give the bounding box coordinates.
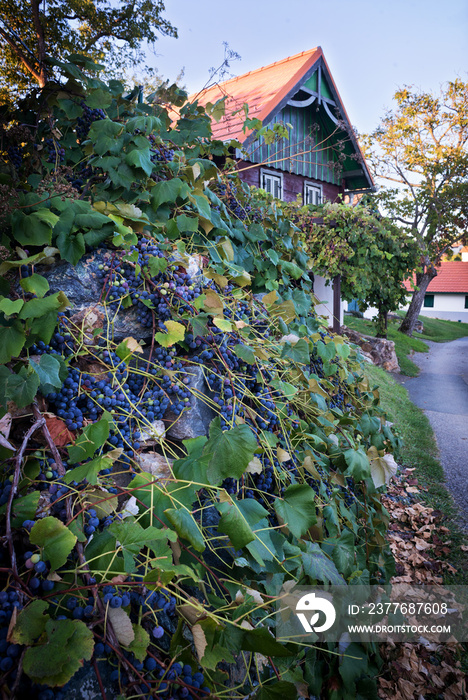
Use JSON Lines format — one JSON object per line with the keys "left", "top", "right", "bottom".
{"left": 0, "top": 26, "right": 43, "bottom": 84}
{"left": 30, "top": 0, "right": 47, "bottom": 86}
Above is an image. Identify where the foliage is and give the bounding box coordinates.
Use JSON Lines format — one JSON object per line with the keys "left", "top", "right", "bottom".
{"left": 364, "top": 80, "right": 468, "bottom": 335}
{"left": 0, "top": 58, "right": 401, "bottom": 699}
{"left": 284, "top": 198, "right": 418, "bottom": 337}
{"left": 0, "top": 0, "right": 177, "bottom": 103}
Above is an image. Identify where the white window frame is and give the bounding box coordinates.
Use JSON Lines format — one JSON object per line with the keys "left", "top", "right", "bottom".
{"left": 304, "top": 181, "right": 323, "bottom": 206}
{"left": 260, "top": 169, "right": 283, "bottom": 200}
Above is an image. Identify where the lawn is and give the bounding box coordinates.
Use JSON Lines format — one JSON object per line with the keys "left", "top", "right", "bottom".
{"left": 344, "top": 312, "right": 468, "bottom": 376}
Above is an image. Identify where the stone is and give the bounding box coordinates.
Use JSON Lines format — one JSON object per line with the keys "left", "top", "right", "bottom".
{"left": 342, "top": 326, "right": 400, "bottom": 372}
{"left": 164, "top": 365, "right": 216, "bottom": 440}
{"left": 137, "top": 452, "right": 174, "bottom": 479}
{"left": 36, "top": 251, "right": 151, "bottom": 340}
{"left": 414, "top": 320, "right": 424, "bottom": 333}
{"left": 140, "top": 419, "right": 166, "bottom": 446}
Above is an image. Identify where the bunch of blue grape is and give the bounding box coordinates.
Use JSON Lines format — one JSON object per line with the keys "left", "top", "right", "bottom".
{"left": 213, "top": 181, "right": 251, "bottom": 221}
{"left": 43, "top": 138, "right": 65, "bottom": 164}
{"left": 0, "top": 590, "right": 22, "bottom": 678}
{"left": 7, "top": 144, "right": 22, "bottom": 170}
{"left": 0, "top": 479, "right": 13, "bottom": 507}
{"left": 22, "top": 549, "right": 55, "bottom": 594}
{"left": 148, "top": 135, "right": 175, "bottom": 165}
{"left": 76, "top": 103, "right": 106, "bottom": 142}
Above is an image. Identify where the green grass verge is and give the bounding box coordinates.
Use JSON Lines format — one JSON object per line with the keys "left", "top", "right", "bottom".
{"left": 345, "top": 313, "right": 468, "bottom": 377}
{"left": 366, "top": 363, "right": 468, "bottom": 584}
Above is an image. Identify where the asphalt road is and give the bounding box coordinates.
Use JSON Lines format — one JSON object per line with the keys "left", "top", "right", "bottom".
{"left": 397, "top": 336, "right": 468, "bottom": 528}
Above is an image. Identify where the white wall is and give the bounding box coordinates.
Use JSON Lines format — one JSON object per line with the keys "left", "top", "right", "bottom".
{"left": 401, "top": 293, "right": 468, "bottom": 322}
{"left": 314, "top": 275, "right": 343, "bottom": 327}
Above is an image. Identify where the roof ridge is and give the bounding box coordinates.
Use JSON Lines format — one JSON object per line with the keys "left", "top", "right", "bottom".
{"left": 210, "top": 47, "right": 320, "bottom": 89}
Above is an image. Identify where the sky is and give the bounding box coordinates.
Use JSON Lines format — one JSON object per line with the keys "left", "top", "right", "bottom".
{"left": 145, "top": 0, "right": 468, "bottom": 135}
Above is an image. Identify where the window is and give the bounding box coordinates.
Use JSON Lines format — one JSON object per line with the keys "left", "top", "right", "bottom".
{"left": 261, "top": 169, "right": 283, "bottom": 199}
{"left": 304, "top": 182, "right": 322, "bottom": 206}
{"left": 465, "top": 296, "right": 468, "bottom": 309}
{"left": 423, "top": 294, "right": 434, "bottom": 308}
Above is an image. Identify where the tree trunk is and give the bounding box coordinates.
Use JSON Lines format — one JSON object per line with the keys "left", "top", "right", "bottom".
{"left": 376, "top": 305, "right": 388, "bottom": 338}
{"left": 399, "top": 268, "right": 437, "bottom": 336}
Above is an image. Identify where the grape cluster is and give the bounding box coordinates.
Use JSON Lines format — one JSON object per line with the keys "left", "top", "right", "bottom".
{"left": 0, "top": 591, "right": 22, "bottom": 675}
{"left": 76, "top": 103, "right": 106, "bottom": 142}
{"left": 148, "top": 135, "right": 175, "bottom": 165}
{"left": 214, "top": 181, "right": 251, "bottom": 221}
{"left": 43, "top": 138, "right": 65, "bottom": 164}
{"left": 7, "top": 145, "right": 22, "bottom": 170}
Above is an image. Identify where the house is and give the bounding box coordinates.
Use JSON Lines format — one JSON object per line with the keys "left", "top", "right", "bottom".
{"left": 189, "top": 48, "right": 374, "bottom": 329}
{"left": 402, "top": 262, "right": 468, "bottom": 322}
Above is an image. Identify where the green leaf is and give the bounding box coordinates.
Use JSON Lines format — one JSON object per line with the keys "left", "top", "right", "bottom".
{"left": 344, "top": 448, "right": 371, "bottom": 481}
{"left": 0, "top": 298, "right": 23, "bottom": 316}
{"left": 127, "top": 624, "right": 150, "bottom": 662}
{"left": 274, "top": 484, "right": 317, "bottom": 539}
{"left": 18, "top": 294, "right": 62, "bottom": 320}
{"left": 164, "top": 507, "right": 205, "bottom": 552}
{"left": 147, "top": 256, "right": 168, "bottom": 276}
{"left": 10, "top": 600, "right": 50, "bottom": 645}
{"left": 108, "top": 521, "right": 177, "bottom": 572}
{"left": 280, "top": 259, "right": 303, "bottom": 280}
{"left": 154, "top": 320, "right": 186, "bottom": 348}
{"left": 241, "top": 627, "right": 293, "bottom": 657}
{"left": 10, "top": 210, "right": 53, "bottom": 246}
{"left": 85, "top": 88, "right": 112, "bottom": 109}
{"left": 88, "top": 118, "right": 123, "bottom": 154}
{"left": 317, "top": 340, "right": 336, "bottom": 362}
{"left": 217, "top": 501, "right": 257, "bottom": 549}
{"left": 270, "top": 379, "right": 298, "bottom": 399}
{"left": 203, "top": 417, "right": 258, "bottom": 485}
{"left": 331, "top": 530, "right": 356, "bottom": 577}
{"left": 23, "top": 619, "right": 94, "bottom": 687}
{"left": 62, "top": 454, "right": 111, "bottom": 486}
{"left": 152, "top": 178, "right": 190, "bottom": 210}
{"left": 125, "top": 148, "right": 153, "bottom": 177}
{"left": 29, "top": 516, "right": 77, "bottom": 570}
{"left": 254, "top": 681, "right": 298, "bottom": 700}
{"left": 20, "top": 273, "right": 50, "bottom": 298}
{"left": 233, "top": 343, "right": 256, "bottom": 365}
{"left": 192, "top": 194, "right": 212, "bottom": 220}
{"left": 56, "top": 231, "right": 85, "bottom": 265}
{"left": 5, "top": 366, "right": 40, "bottom": 407}
{"left": 302, "top": 542, "right": 345, "bottom": 584}
{"left": 281, "top": 338, "right": 310, "bottom": 364}
{"left": 29, "top": 354, "right": 62, "bottom": 394}
{"left": 7, "top": 490, "right": 40, "bottom": 527}
{"left": 172, "top": 436, "right": 209, "bottom": 483}
{"left": 176, "top": 214, "right": 199, "bottom": 233}
{"left": 67, "top": 413, "right": 111, "bottom": 463}
{"left": 0, "top": 318, "right": 25, "bottom": 363}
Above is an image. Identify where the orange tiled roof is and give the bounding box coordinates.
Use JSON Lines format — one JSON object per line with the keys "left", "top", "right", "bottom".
{"left": 185, "top": 47, "right": 347, "bottom": 144}
{"left": 404, "top": 262, "right": 468, "bottom": 293}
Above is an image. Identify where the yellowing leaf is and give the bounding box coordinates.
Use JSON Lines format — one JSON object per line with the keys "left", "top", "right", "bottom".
{"left": 262, "top": 290, "right": 279, "bottom": 306}
{"left": 203, "top": 290, "right": 224, "bottom": 317}
{"left": 213, "top": 317, "right": 233, "bottom": 332}
{"left": 192, "top": 163, "right": 201, "bottom": 180}
{"left": 367, "top": 446, "right": 398, "bottom": 488}
{"left": 235, "top": 320, "right": 248, "bottom": 329}
{"left": 216, "top": 237, "right": 235, "bottom": 262}
{"left": 154, "top": 320, "right": 186, "bottom": 348}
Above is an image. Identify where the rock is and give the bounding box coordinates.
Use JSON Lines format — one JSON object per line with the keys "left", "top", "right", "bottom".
{"left": 137, "top": 452, "right": 174, "bottom": 479}
{"left": 164, "top": 365, "right": 216, "bottom": 440}
{"left": 36, "top": 251, "right": 151, "bottom": 340}
{"left": 414, "top": 320, "right": 424, "bottom": 333}
{"left": 342, "top": 326, "right": 400, "bottom": 372}
{"left": 53, "top": 660, "right": 116, "bottom": 699}
{"left": 140, "top": 419, "right": 166, "bottom": 446}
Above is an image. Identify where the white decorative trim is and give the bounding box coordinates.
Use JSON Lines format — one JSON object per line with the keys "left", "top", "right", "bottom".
{"left": 304, "top": 181, "right": 323, "bottom": 205}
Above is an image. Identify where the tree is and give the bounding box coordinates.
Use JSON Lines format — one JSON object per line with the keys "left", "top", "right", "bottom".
{"left": 0, "top": 0, "right": 177, "bottom": 103}
{"left": 365, "top": 80, "right": 468, "bottom": 335}
{"left": 287, "top": 199, "right": 417, "bottom": 338}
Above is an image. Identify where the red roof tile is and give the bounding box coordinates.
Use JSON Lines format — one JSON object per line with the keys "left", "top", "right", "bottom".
{"left": 404, "top": 262, "right": 468, "bottom": 293}
{"left": 185, "top": 48, "right": 323, "bottom": 143}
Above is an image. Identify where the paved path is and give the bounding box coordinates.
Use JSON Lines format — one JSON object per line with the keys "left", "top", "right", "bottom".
{"left": 397, "top": 336, "right": 468, "bottom": 528}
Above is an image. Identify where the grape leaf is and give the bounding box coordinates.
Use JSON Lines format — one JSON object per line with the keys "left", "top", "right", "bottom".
{"left": 127, "top": 624, "right": 150, "bottom": 662}
{"left": 29, "top": 516, "right": 77, "bottom": 570}
{"left": 23, "top": 619, "right": 94, "bottom": 687}
{"left": 164, "top": 507, "right": 205, "bottom": 552}
{"left": 10, "top": 600, "right": 50, "bottom": 645}
{"left": 20, "top": 274, "right": 50, "bottom": 298}
{"left": 67, "top": 413, "right": 111, "bottom": 463}
{"left": 154, "top": 320, "right": 185, "bottom": 348}
{"left": 29, "top": 354, "right": 63, "bottom": 394}
{"left": 203, "top": 417, "right": 258, "bottom": 485}
{"left": 0, "top": 298, "right": 23, "bottom": 316}
{"left": 0, "top": 319, "right": 26, "bottom": 363}
{"left": 5, "top": 366, "right": 40, "bottom": 407}
{"left": 274, "top": 484, "right": 317, "bottom": 539}
{"left": 301, "top": 542, "right": 345, "bottom": 585}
